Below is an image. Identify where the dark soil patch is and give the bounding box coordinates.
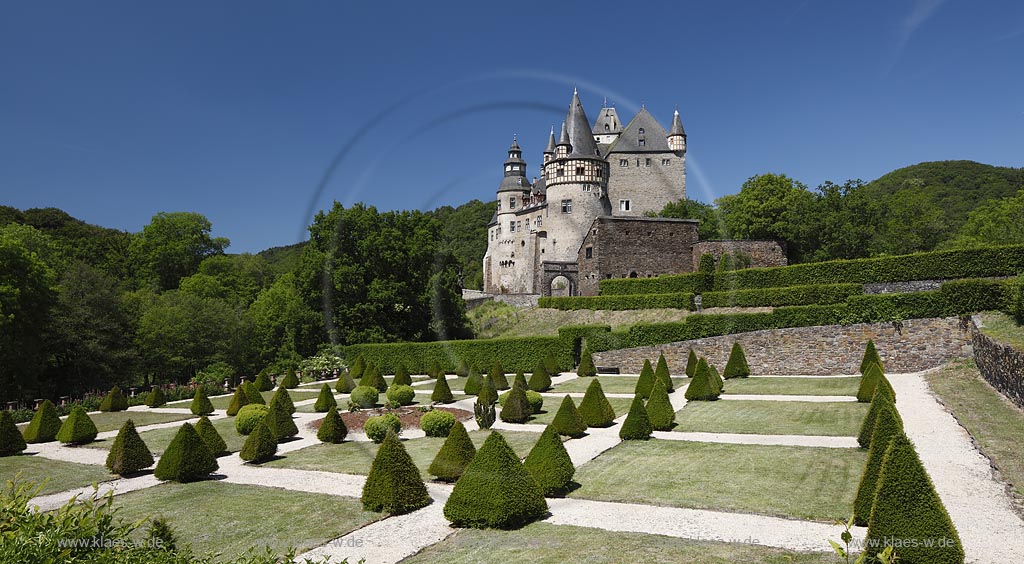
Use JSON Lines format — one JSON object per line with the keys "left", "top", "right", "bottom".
{"left": 308, "top": 406, "right": 472, "bottom": 431}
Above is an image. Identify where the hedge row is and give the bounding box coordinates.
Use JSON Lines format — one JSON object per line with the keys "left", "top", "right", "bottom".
{"left": 339, "top": 336, "right": 570, "bottom": 374}
{"left": 701, "top": 283, "right": 863, "bottom": 308}
{"left": 538, "top": 292, "right": 694, "bottom": 311}
{"left": 600, "top": 244, "right": 1024, "bottom": 295}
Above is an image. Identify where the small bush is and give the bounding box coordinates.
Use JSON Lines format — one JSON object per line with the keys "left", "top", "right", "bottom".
{"left": 22, "top": 399, "right": 61, "bottom": 444}
{"left": 350, "top": 385, "right": 379, "bottom": 408}
{"left": 654, "top": 353, "right": 673, "bottom": 391}
{"left": 723, "top": 342, "right": 750, "bottom": 379}
{"left": 362, "top": 431, "right": 432, "bottom": 515}
{"left": 431, "top": 377, "right": 454, "bottom": 404}
{"left": 1, "top": 411, "right": 27, "bottom": 456}
{"left": 443, "top": 431, "right": 547, "bottom": 529}
{"left": 360, "top": 362, "right": 388, "bottom": 392}
{"left": 242, "top": 381, "right": 265, "bottom": 404}
{"left": 421, "top": 409, "right": 456, "bottom": 437}
{"left": 145, "top": 387, "right": 167, "bottom": 408}
{"left": 523, "top": 425, "right": 575, "bottom": 496}
{"left": 265, "top": 399, "right": 298, "bottom": 441}
{"left": 634, "top": 359, "right": 656, "bottom": 399}
{"left": 709, "top": 362, "right": 724, "bottom": 393}
{"left": 853, "top": 402, "right": 904, "bottom": 525}
{"left": 105, "top": 419, "right": 154, "bottom": 475}
{"left": 280, "top": 371, "right": 300, "bottom": 389}
{"left": 646, "top": 380, "right": 676, "bottom": 431}
{"left": 551, "top": 395, "right": 587, "bottom": 438}
{"left": 857, "top": 361, "right": 885, "bottom": 403}
{"left": 499, "top": 389, "right": 543, "bottom": 414}
{"left": 578, "top": 379, "right": 616, "bottom": 427}
{"left": 350, "top": 354, "right": 366, "bottom": 381}
{"left": 98, "top": 386, "right": 129, "bottom": 412}
{"left": 268, "top": 387, "right": 295, "bottom": 415}
{"left": 685, "top": 359, "right": 721, "bottom": 401}
{"left": 314, "top": 383, "right": 338, "bottom": 412}
{"left": 858, "top": 384, "right": 896, "bottom": 449}
{"left": 431, "top": 360, "right": 445, "bottom": 380}
{"left": 544, "top": 353, "right": 559, "bottom": 375}
{"left": 474, "top": 400, "right": 496, "bottom": 430}
{"left": 393, "top": 363, "right": 413, "bottom": 386}
{"left": 239, "top": 421, "right": 278, "bottom": 463}
{"left": 860, "top": 340, "right": 883, "bottom": 375}
{"left": 528, "top": 360, "right": 551, "bottom": 392}
{"left": 456, "top": 359, "right": 470, "bottom": 378}
{"left": 55, "top": 406, "right": 98, "bottom": 445}
{"left": 336, "top": 370, "right": 357, "bottom": 394}
{"left": 235, "top": 404, "right": 270, "bottom": 435}
{"left": 190, "top": 388, "right": 214, "bottom": 416}
{"left": 364, "top": 413, "right": 401, "bottom": 443}
{"left": 577, "top": 348, "right": 597, "bottom": 377}
{"left": 254, "top": 372, "right": 273, "bottom": 392}
{"left": 865, "top": 432, "right": 964, "bottom": 563}
{"left": 619, "top": 395, "right": 653, "bottom": 440}
{"left": 194, "top": 416, "right": 228, "bottom": 456}
{"left": 489, "top": 363, "right": 510, "bottom": 390}
{"left": 317, "top": 407, "right": 348, "bottom": 443}
{"left": 387, "top": 384, "right": 417, "bottom": 406}
{"left": 499, "top": 381, "right": 532, "bottom": 424}
{"left": 429, "top": 420, "right": 475, "bottom": 481}
{"left": 153, "top": 422, "right": 218, "bottom": 482}
{"left": 225, "top": 386, "right": 250, "bottom": 416}
{"left": 477, "top": 373, "right": 498, "bottom": 406}
{"left": 685, "top": 349, "right": 698, "bottom": 377}
{"left": 464, "top": 366, "right": 484, "bottom": 395}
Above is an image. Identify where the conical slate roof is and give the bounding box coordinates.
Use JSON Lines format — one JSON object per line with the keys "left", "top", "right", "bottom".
{"left": 544, "top": 127, "right": 556, "bottom": 154}
{"left": 669, "top": 109, "right": 686, "bottom": 137}
{"left": 607, "top": 107, "right": 671, "bottom": 154}
{"left": 557, "top": 121, "right": 570, "bottom": 147}
{"left": 592, "top": 106, "right": 623, "bottom": 134}
{"left": 565, "top": 89, "right": 600, "bottom": 158}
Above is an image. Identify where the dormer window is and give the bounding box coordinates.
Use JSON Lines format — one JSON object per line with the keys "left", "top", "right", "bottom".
{"left": 638, "top": 128, "right": 645, "bottom": 134}
{"left": 638, "top": 139, "right": 646, "bottom": 147}
{"left": 604, "top": 124, "right": 610, "bottom": 131}
{"left": 505, "top": 165, "right": 511, "bottom": 171}
{"left": 510, "top": 197, "right": 516, "bottom": 209}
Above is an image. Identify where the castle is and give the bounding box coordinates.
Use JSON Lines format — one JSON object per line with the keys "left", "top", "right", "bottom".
{"left": 482, "top": 90, "right": 786, "bottom": 297}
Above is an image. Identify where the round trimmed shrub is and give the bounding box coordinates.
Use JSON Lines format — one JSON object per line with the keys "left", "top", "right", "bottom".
{"left": 314, "top": 383, "right": 338, "bottom": 412}
{"left": 317, "top": 407, "right": 348, "bottom": 443}
{"left": 387, "top": 384, "right": 416, "bottom": 406}
{"left": 420, "top": 409, "right": 456, "bottom": 438}
{"left": 364, "top": 413, "right": 401, "bottom": 443}
{"left": 239, "top": 421, "right": 278, "bottom": 463}
{"left": 429, "top": 421, "right": 475, "bottom": 481}
{"left": 362, "top": 431, "right": 431, "bottom": 515}
{"left": 55, "top": 406, "right": 98, "bottom": 445}
{"left": 153, "top": 422, "right": 218, "bottom": 482}
{"left": 499, "top": 389, "right": 543, "bottom": 414}
{"left": 351, "top": 385, "right": 379, "bottom": 408}
{"left": 1, "top": 411, "right": 28, "bottom": 456}
{"left": 22, "top": 399, "right": 61, "bottom": 444}
{"left": 105, "top": 419, "right": 154, "bottom": 475}
{"left": 235, "top": 404, "right": 270, "bottom": 435}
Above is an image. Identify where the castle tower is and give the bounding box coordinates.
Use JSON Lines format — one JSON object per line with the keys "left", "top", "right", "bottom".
{"left": 543, "top": 127, "right": 556, "bottom": 164}
{"left": 483, "top": 136, "right": 534, "bottom": 293}
{"left": 667, "top": 108, "right": 686, "bottom": 153}
{"left": 592, "top": 100, "right": 624, "bottom": 146}
{"left": 604, "top": 106, "right": 686, "bottom": 215}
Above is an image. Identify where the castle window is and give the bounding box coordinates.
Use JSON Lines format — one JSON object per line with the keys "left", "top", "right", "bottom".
{"left": 496, "top": 200, "right": 501, "bottom": 210}
{"left": 505, "top": 165, "right": 511, "bottom": 172}
{"left": 619, "top": 199, "right": 631, "bottom": 212}
{"left": 638, "top": 138, "right": 646, "bottom": 147}
{"left": 512, "top": 165, "right": 520, "bottom": 171}
{"left": 604, "top": 124, "right": 610, "bottom": 131}
{"left": 596, "top": 168, "right": 602, "bottom": 178}
{"left": 645, "top": 158, "right": 651, "bottom": 167}
{"left": 638, "top": 128, "right": 645, "bottom": 135}
{"left": 582, "top": 184, "right": 591, "bottom": 192}
{"left": 585, "top": 247, "right": 593, "bottom": 259}
{"left": 517, "top": 221, "right": 522, "bottom": 232}
{"left": 636, "top": 159, "right": 641, "bottom": 167}
{"left": 509, "top": 220, "right": 515, "bottom": 232}
{"left": 662, "top": 158, "right": 670, "bottom": 166}
{"left": 557, "top": 167, "right": 565, "bottom": 177}
{"left": 576, "top": 166, "right": 585, "bottom": 175}
{"left": 619, "top": 159, "right": 628, "bottom": 167}
{"left": 561, "top": 199, "right": 573, "bottom": 214}
{"left": 509, "top": 196, "right": 516, "bottom": 209}
{"left": 525, "top": 219, "right": 530, "bottom": 230}
{"left": 536, "top": 215, "right": 542, "bottom": 227}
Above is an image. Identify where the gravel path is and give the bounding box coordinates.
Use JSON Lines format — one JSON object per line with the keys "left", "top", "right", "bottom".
{"left": 721, "top": 394, "right": 857, "bottom": 402}
{"left": 24, "top": 441, "right": 111, "bottom": 466}
{"left": 891, "top": 371, "right": 1024, "bottom": 564}
{"left": 654, "top": 431, "right": 859, "bottom": 448}
{"left": 29, "top": 474, "right": 163, "bottom": 512}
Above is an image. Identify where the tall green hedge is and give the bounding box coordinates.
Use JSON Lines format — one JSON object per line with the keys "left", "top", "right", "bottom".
{"left": 701, "top": 283, "right": 863, "bottom": 308}
{"left": 539, "top": 292, "right": 694, "bottom": 311}
{"left": 340, "top": 336, "right": 569, "bottom": 375}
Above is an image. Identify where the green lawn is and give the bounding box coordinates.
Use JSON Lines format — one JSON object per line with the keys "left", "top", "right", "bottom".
{"left": 552, "top": 376, "right": 689, "bottom": 394}
{"left": 266, "top": 430, "right": 541, "bottom": 476}
{"left": 722, "top": 377, "right": 860, "bottom": 396}
{"left": 570, "top": 440, "right": 866, "bottom": 522}
{"left": 112, "top": 481, "right": 380, "bottom": 560}
{"left": 167, "top": 390, "right": 320, "bottom": 410}
{"left": 524, "top": 396, "right": 634, "bottom": 426}
{"left": 674, "top": 400, "right": 869, "bottom": 436}
{"left": 401, "top": 522, "right": 839, "bottom": 564}
{"left": 979, "top": 311, "right": 1024, "bottom": 351}
{"left": 0, "top": 455, "right": 114, "bottom": 496}
{"left": 18, "top": 410, "right": 195, "bottom": 434}
{"left": 924, "top": 358, "right": 1024, "bottom": 497}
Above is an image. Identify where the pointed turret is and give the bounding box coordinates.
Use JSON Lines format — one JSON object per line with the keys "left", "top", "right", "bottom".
{"left": 543, "top": 126, "right": 556, "bottom": 163}
{"left": 498, "top": 135, "right": 531, "bottom": 193}
{"left": 667, "top": 108, "right": 686, "bottom": 153}
{"left": 556, "top": 121, "right": 571, "bottom": 157}
{"left": 565, "top": 88, "right": 599, "bottom": 158}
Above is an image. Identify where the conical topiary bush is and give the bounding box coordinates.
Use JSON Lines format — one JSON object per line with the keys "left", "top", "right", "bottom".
{"left": 550, "top": 395, "right": 587, "bottom": 438}
{"left": 243, "top": 381, "right": 265, "bottom": 404}
{"left": 655, "top": 353, "right": 673, "bottom": 392}
{"left": 269, "top": 386, "right": 296, "bottom": 415}
{"left": 456, "top": 359, "right": 470, "bottom": 378}
{"left": 265, "top": 398, "right": 298, "bottom": 441}
{"left": 361, "top": 362, "right": 388, "bottom": 393}
{"left": 499, "top": 380, "right": 531, "bottom": 424}
{"left": 153, "top": 423, "right": 218, "bottom": 482}
{"left": 56, "top": 405, "right": 98, "bottom": 445}
{"left": 432, "top": 373, "right": 454, "bottom": 404}
{"left": 858, "top": 384, "right": 897, "bottom": 449}
{"left": 226, "top": 386, "right": 250, "bottom": 416}
{"left": 443, "top": 431, "right": 547, "bottom": 529}
{"left": 528, "top": 359, "right": 551, "bottom": 392}
{"left": 22, "top": 399, "right": 61, "bottom": 444}
{"left": 635, "top": 359, "right": 656, "bottom": 399}
{"left": 464, "top": 366, "right": 483, "bottom": 395}
{"left": 335, "top": 370, "right": 357, "bottom": 394}
{"left": 239, "top": 421, "right": 278, "bottom": 463}
{"left": 280, "top": 370, "right": 300, "bottom": 389}
{"left": 513, "top": 371, "right": 528, "bottom": 391}
{"left": 474, "top": 400, "right": 496, "bottom": 430}
{"left": 619, "top": 395, "right": 653, "bottom": 440}
{"left": 685, "top": 349, "right": 698, "bottom": 377}
{"left": 393, "top": 363, "right": 413, "bottom": 386}
{"left": 853, "top": 401, "right": 905, "bottom": 526}
{"left": 523, "top": 425, "right": 575, "bottom": 496}
{"left": 709, "top": 362, "right": 724, "bottom": 393}
{"left": 190, "top": 388, "right": 214, "bottom": 416}
{"left": 254, "top": 372, "right": 273, "bottom": 392}
{"left": 194, "top": 416, "right": 228, "bottom": 456}
{"left": 545, "top": 354, "right": 559, "bottom": 376}
{"left": 431, "top": 360, "right": 445, "bottom": 381}
{"left": 723, "top": 342, "right": 750, "bottom": 379}
{"left": 0, "top": 411, "right": 27, "bottom": 456}
{"left": 314, "top": 383, "right": 338, "bottom": 412}
{"left": 429, "top": 420, "right": 476, "bottom": 482}
{"left": 105, "top": 419, "right": 154, "bottom": 475}
{"left": 865, "top": 433, "right": 964, "bottom": 564}
{"left": 577, "top": 348, "right": 597, "bottom": 377}
{"left": 860, "top": 340, "right": 883, "bottom": 375}
{"left": 145, "top": 387, "right": 167, "bottom": 408}
{"left": 489, "top": 363, "right": 509, "bottom": 390}
{"left": 98, "top": 385, "right": 129, "bottom": 412}
{"left": 646, "top": 379, "right": 676, "bottom": 431}
{"left": 578, "top": 379, "right": 616, "bottom": 428}
{"left": 857, "top": 361, "right": 885, "bottom": 403}
{"left": 477, "top": 372, "right": 498, "bottom": 406}
{"left": 362, "top": 431, "right": 432, "bottom": 515}
{"left": 317, "top": 407, "right": 348, "bottom": 443}
{"left": 349, "top": 355, "right": 366, "bottom": 382}
{"left": 685, "top": 359, "right": 721, "bottom": 401}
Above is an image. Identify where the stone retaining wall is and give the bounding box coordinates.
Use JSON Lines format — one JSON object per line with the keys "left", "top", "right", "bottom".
{"left": 970, "top": 318, "right": 1024, "bottom": 409}
{"left": 592, "top": 317, "right": 971, "bottom": 375}
{"left": 461, "top": 289, "right": 539, "bottom": 310}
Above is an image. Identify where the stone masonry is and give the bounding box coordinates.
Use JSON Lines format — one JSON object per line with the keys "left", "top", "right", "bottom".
{"left": 593, "top": 317, "right": 971, "bottom": 375}
{"left": 691, "top": 240, "right": 788, "bottom": 270}
{"left": 970, "top": 316, "right": 1024, "bottom": 409}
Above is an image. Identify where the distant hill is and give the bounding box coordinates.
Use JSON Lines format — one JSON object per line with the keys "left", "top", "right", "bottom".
{"left": 257, "top": 242, "right": 306, "bottom": 278}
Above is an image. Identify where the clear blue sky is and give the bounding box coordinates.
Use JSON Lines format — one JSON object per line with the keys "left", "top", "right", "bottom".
{"left": 2, "top": 1, "right": 1022, "bottom": 253}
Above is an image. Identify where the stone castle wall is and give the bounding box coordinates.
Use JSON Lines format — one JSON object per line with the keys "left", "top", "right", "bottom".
{"left": 692, "top": 240, "right": 788, "bottom": 270}
{"left": 604, "top": 151, "right": 685, "bottom": 218}
{"left": 970, "top": 316, "right": 1024, "bottom": 409}
{"left": 592, "top": 317, "right": 970, "bottom": 375}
